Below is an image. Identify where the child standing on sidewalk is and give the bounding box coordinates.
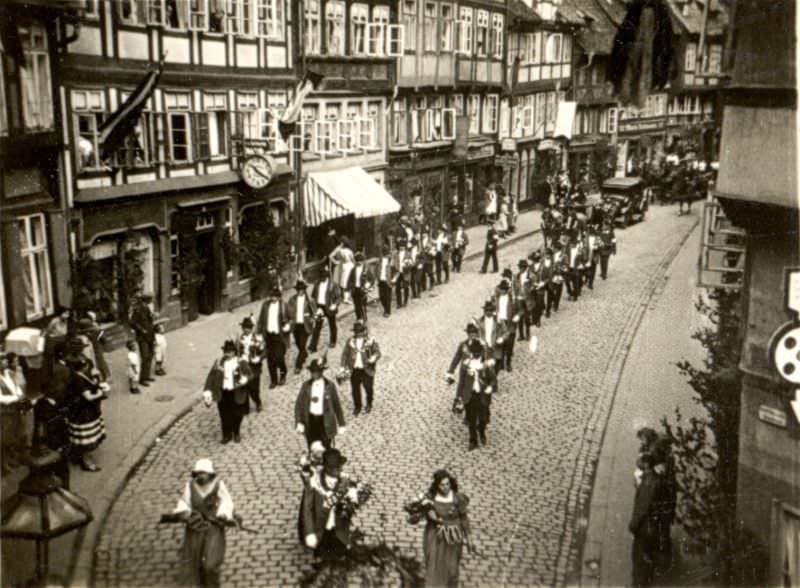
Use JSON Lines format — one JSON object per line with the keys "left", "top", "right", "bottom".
{"left": 154, "top": 323, "right": 167, "bottom": 376}
{"left": 127, "top": 340, "right": 141, "bottom": 394}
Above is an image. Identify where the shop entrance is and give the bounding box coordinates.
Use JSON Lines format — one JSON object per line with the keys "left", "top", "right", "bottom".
{"left": 195, "top": 230, "right": 217, "bottom": 315}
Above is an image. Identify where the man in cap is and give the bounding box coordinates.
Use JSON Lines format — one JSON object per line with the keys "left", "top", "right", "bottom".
{"left": 480, "top": 226, "right": 500, "bottom": 274}
{"left": 347, "top": 252, "right": 374, "bottom": 322}
{"left": 340, "top": 320, "right": 382, "bottom": 415}
{"left": 236, "top": 316, "right": 265, "bottom": 411}
{"left": 451, "top": 218, "right": 469, "bottom": 273}
{"left": 494, "top": 280, "right": 518, "bottom": 372}
{"left": 476, "top": 300, "right": 506, "bottom": 371}
{"left": 376, "top": 244, "right": 395, "bottom": 317}
{"left": 129, "top": 291, "right": 156, "bottom": 387}
{"left": 287, "top": 280, "right": 316, "bottom": 374}
{"left": 295, "top": 358, "right": 346, "bottom": 449}
{"left": 202, "top": 340, "right": 253, "bottom": 443}
{"left": 256, "top": 287, "right": 291, "bottom": 388}
{"left": 309, "top": 266, "right": 342, "bottom": 352}
{"left": 393, "top": 240, "right": 412, "bottom": 309}
{"left": 457, "top": 339, "right": 496, "bottom": 450}
{"left": 300, "top": 448, "right": 352, "bottom": 559}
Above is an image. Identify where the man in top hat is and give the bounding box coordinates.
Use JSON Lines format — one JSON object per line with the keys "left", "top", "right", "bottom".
{"left": 300, "top": 448, "right": 352, "bottom": 559}
{"left": 393, "top": 240, "right": 412, "bottom": 309}
{"left": 256, "top": 287, "right": 291, "bottom": 388}
{"left": 480, "top": 226, "right": 500, "bottom": 274}
{"left": 583, "top": 225, "right": 601, "bottom": 290}
{"left": 236, "top": 316, "right": 265, "bottom": 411}
{"left": 347, "top": 252, "right": 374, "bottom": 323}
{"left": 295, "top": 358, "right": 346, "bottom": 449}
{"left": 451, "top": 219, "right": 469, "bottom": 273}
{"left": 287, "top": 280, "right": 316, "bottom": 374}
{"left": 421, "top": 236, "right": 437, "bottom": 291}
{"left": 457, "top": 339, "right": 496, "bottom": 450}
{"left": 476, "top": 300, "right": 506, "bottom": 371}
{"left": 544, "top": 247, "right": 564, "bottom": 316}
{"left": 130, "top": 291, "right": 156, "bottom": 387}
{"left": 494, "top": 280, "right": 518, "bottom": 372}
{"left": 446, "top": 322, "right": 485, "bottom": 382}
{"left": 565, "top": 232, "right": 588, "bottom": 301}
{"left": 527, "top": 251, "right": 549, "bottom": 327}
{"left": 376, "top": 244, "right": 395, "bottom": 317}
{"left": 514, "top": 259, "right": 532, "bottom": 341}
{"left": 598, "top": 219, "right": 617, "bottom": 280}
{"left": 433, "top": 224, "right": 451, "bottom": 285}
{"left": 309, "top": 267, "right": 342, "bottom": 353}
{"left": 340, "top": 320, "right": 381, "bottom": 416}
{"left": 202, "top": 340, "right": 253, "bottom": 443}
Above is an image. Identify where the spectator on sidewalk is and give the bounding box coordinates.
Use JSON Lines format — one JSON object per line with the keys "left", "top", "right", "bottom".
{"left": 629, "top": 452, "right": 665, "bottom": 588}
{"left": 32, "top": 375, "right": 72, "bottom": 489}
{"left": 497, "top": 197, "right": 509, "bottom": 237}
{"left": 130, "top": 292, "right": 156, "bottom": 387}
{"left": 78, "top": 315, "right": 110, "bottom": 382}
{"left": 64, "top": 338, "right": 108, "bottom": 472}
{"left": 153, "top": 322, "right": 168, "bottom": 376}
{"left": 0, "top": 350, "right": 30, "bottom": 473}
{"left": 126, "top": 340, "right": 141, "bottom": 395}
{"left": 330, "top": 237, "right": 355, "bottom": 305}
{"left": 480, "top": 226, "right": 500, "bottom": 274}
{"left": 448, "top": 196, "right": 463, "bottom": 231}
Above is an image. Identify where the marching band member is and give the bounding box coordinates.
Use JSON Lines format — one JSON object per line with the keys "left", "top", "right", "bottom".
{"left": 347, "top": 252, "right": 374, "bottom": 323}
{"left": 476, "top": 300, "right": 507, "bottom": 372}
{"left": 393, "top": 240, "right": 412, "bottom": 309}
{"left": 494, "top": 278, "right": 518, "bottom": 373}
{"left": 409, "top": 238, "right": 421, "bottom": 299}
{"left": 236, "top": 316, "right": 265, "bottom": 412}
{"left": 514, "top": 260, "right": 532, "bottom": 341}
{"left": 287, "top": 280, "right": 316, "bottom": 374}
{"left": 376, "top": 244, "right": 395, "bottom": 317}
{"left": 528, "top": 251, "right": 549, "bottom": 326}
{"left": 339, "top": 321, "right": 382, "bottom": 416}
{"left": 451, "top": 220, "right": 469, "bottom": 273}
{"left": 202, "top": 340, "right": 252, "bottom": 444}
{"left": 256, "top": 287, "right": 291, "bottom": 388}
{"left": 599, "top": 219, "right": 617, "bottom": 280}
{"left": 309, "top": 267, "right": 342, "bottom": 352}
{"left": 457, "top": 339, "right": 496, "bottom": 451}
{"left": 583, "top": 225, "right": 601, "bottom": 290}
{"left": 295, "top": 358, "right": 346, "bottom": 450}
{"left": 434, "top": 224, "right": 451, "bottom": 284}
{"left": 565, "top": 232, "right": 588, "bottom": 301}
{"left": 546, "top": 246, "right": 565, "bottom": 315}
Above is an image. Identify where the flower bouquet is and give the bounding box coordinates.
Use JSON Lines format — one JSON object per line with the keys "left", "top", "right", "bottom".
{"left": 403, "top": 493, "right": 434, "bottom": 525}
{"left": 326, "top": 475, "right": 374, "bottom": 521}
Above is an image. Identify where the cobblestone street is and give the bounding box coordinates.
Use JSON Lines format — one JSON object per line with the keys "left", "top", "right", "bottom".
{"left": 94, "top": 207, "right": 698, "bottom": 587}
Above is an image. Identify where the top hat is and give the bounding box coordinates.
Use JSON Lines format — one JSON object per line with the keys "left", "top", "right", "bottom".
{"left": 465, "top": 322, "right": 479, "bottom": 334}
{"left": 221, "top": 339, "right": 237, "bottom": 353}
{"left": 502, "top": 268, "right": 513, "bottom": 279}
{"left": 468, "top": 339, "right": 484, "bottom": 356}
{"left": 192, "top": 458, "right": 215, "bottom": 475}
{"left": 322, "top": 448, "right": 347, "bottom": 468}
{"left": 518, "top": 259, "right": 529, "bottom": 268}
{"left": 295, "top": 279, "right": 308, "bottom": 290}
{"left": 353, "top": 320, "right": 367, "bottom": 334}
{"left": 483, "top": 300, "right": 496, "bottom": 312}
{"left": 240, "top": 316, "right": 254, "bottom": 329}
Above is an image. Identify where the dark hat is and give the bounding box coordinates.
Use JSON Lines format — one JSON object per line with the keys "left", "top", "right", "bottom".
{"left": 140, "top": 292, "right": 154, "bottom": 301}
{"left": 221, "top": 340, "right": 237, "bottom": 353}
{"left": 502, "top": 268, "right": 513, "bottom": 279}
{"left": 308, "top": 358, "right": 325, "bottom": 373}
{"left": 532, "top": 251, "right": 542, "bottom": 260}
{"left": 518, "top": 259, "right": 529, "bottom": 268}
{"left": 483, "top": 300, "right": 496, "bottom": 312}
{"left": 322, "top": 448, "right": 347, "bottom": 468}
{"left": 355, "top": 252, "right": 365, "bottom": 262}
{"left": 240, "top": 316, "right": 254, "bottom": 329}
{"left": 295, "top": 279, "right": 308, "bottom": 290}
{"left": 498, "top": 281, "right": 510, "bottom": 291}
{"left": 465, "top": 323, "right": 479, "bottom": 334}
{"left": 270, "top": 286, "right": 281, "bottom": 297}
{"left": 353, "top": 320, "right": 367, "bottom": 334}
{"left": 545, "top": 247, "right": 553, "bottom": 256}
{"left": 66, "top": 337, "right": 88, "bottom": 353}
{"left": 468, "top": 339, "right": 484, "bottom": 356}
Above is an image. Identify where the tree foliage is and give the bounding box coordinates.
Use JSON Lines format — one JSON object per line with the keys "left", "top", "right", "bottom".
{"left": 234, "top": 210, "right": 295, "bottom": 292}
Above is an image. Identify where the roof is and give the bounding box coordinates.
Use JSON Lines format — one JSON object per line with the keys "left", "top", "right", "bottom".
{"left": 666, "top": 0, "right": 728, "bottom": 36}
{"left": 555, "top": 2, "right": 587, "bottom": 25}
{"left": 304, "top": 167, "right": 401, "bottom": 226}
{"left": 564, "top": 0, "right": 625, "bottom": 55}
{"left": 508, "top": 0, "right": 542, "bottom": 25}
{"left": 602, "top": 176, "right": 644, "bottom": 189}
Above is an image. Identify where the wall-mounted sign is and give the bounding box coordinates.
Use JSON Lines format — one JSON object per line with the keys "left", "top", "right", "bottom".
{"left": 501, "top": 138, "right": 518, "bottom": 152}
{"left": 538, "top": 139, "right": 558, "bottom": 151}
{"left": 758, "top": 405, "right": 788, "bottom": 428}
{"left": 467, "top": 144, "right": 496, "bottom": 161}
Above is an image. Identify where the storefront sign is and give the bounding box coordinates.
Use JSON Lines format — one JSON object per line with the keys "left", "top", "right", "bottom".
{"left": 495, "top": 155, "right": 518, "bottom": 167}
{"left": 758, "top": 405, "right": 788, "bottom": 428}
{"left": 619, "top": 118, "right": 666, "bottom": 134}
{"left": 467, "top": 144, "right": 496, "bottom": 161}
{"left": 501, "top": 138, "right": 517, "bottom": 152}
{"left": 538, "top": 139, "right": 558, "bottom": 151}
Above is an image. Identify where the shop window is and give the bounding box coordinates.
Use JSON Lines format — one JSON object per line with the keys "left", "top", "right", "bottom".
{"left": 392, "top": 98, "right": 407, "bottom": 145}
{"left": 19, "top": 23, "right": 53, "bottom": 131}
{"left": 73, "top": 89, "right": 106, "bottom": 172}
{"left": 423, "top": 2, "right": 437, "bottom": 52}
{"left": 402, "top": 0, "right": 416, "bottom": 52}
{"left": 305, "top": 0, "right": 321, "bottom": 53}
{"left": 492, "top": 14, "right": 503, "bottom": 58}
{"left": 440, "top": 4, "right": 454, "bottom": 52}
{"left": 475, "top": 10, "right": 488, "bottom": 56}
{"left": 325, "top": 0, "right": 345, "bottom": 55}
{"left": 166, "top": 92, "right": 193, "bottom": 163}
{"left": 351, "top": 3, "right": 368, "bottom": 55}
{"left": 18, "top": 213, "right": 53, "bottom": 320}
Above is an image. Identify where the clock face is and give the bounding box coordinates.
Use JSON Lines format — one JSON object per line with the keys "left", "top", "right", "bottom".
{"left": 242, "top": 155, "right": 273, "bottom": 189}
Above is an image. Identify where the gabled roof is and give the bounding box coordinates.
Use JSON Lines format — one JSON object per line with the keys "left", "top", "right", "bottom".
{"left": 666, "top": 0, "right": 728, "bottom": 36}
{"left": 555, "top": 2, "right": 588, "bottom": 25}
{"left": 563, "top": 0, "right": 626, "bottom": 56}
{"left": 508, "top": 0, "right": 543, "bottom": 25}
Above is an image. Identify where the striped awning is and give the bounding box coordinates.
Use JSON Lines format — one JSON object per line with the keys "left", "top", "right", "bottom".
{"left": 303, "top": 167, "right": 401, "bottom": 227}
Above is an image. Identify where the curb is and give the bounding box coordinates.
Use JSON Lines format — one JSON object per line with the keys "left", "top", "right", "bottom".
{"left": 69, "top": 223, "right": 541, "bottom": 587}
{"left": 567, "top": 217, "right": 700, "bottom": 587}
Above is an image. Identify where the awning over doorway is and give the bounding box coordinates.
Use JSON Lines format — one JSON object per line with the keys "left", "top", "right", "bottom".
{"left": 303, "top": 166, "right": 401, "bottom": 227}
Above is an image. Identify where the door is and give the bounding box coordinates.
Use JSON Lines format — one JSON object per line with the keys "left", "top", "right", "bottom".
{"left": 196, "top": 231, "right": 216, "bottom": 315}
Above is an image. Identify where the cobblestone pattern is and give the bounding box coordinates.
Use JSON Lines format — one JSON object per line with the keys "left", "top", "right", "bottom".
{"left": 94, "top": 208, "right": 697, "bottom": 587}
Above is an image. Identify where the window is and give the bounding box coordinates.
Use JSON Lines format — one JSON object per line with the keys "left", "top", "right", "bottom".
{"left": 18, "top": 214, "right": 53, "bottom": 320}
{"left": 338, "top": 103, "right": 360, "bottom": 152}
{"left": 441, "top": 107, "right": 455, "bottom": 140}
{"left": 516, "top": 33, "right": 528, "bottom": 63}
{"left": 483, "top": 94, "right": 498, "bottom": 133}
{"left": 468, "top": 94, "right": 480, "bottom": 134}
{"left": 426, "top": 95, "right": 443, "bottom": 140}
{"left": 169, "top": 234, "right": 180, "bottom": 294}
{"left": 119, "top": 0, "right": 147, "bottom": 24}
{"left": 325, "top": 0, "right": 345, "bottom": 55}
{"left": 367, "top": 101, "right": 381, "bottom": 148}
{"left": 457, "top": 6, "right": 472, "bottom": 54}
{"left": 440, "top": 4, "right": 453, "bottom": 51}
{"left": 411, "top": 96, "right": 425, "bottom": 142}
{"left": 351, "top": 3, "right": 368, "bottom": 54}
{"left": 561, "top": 34, "right": 571, "bottom": 63}
{"left": 499, "top": 97, "right": 509, "bottom": 137}
{"left": 368, "top": 5, "right": 390, "bottom": 55}
{"left": 545, "top": 33, "right": 561, "bottom": 63}
{"left": 492, "top": 14, "right": 503, "bottom": 58}
{"left": 402, "top": 0, "right": 416, "bottom": 52}
{"left": 599, "top": 108, "right": 607, "bottom": 133}
{"left": 607, "top": 107, "right": 617, "bottom": 133}
{"left": 166, "top": 92, "right": 192, "bottom": 162}
{"left": 449, "top": 94, "right": 463, "bottom": 116}
{"left": 189, "top": 0, "right": 207, "bottom": 29}
{"left": 258, "top": 0, "right": 284, "bottom": 39}
{"left": 267, "top": 91, "right": 287, "bottom": 150}
{"left": 305, "top": 0, "right": 321, "bottom": 54}
{"left": 421, "top": 2, "right": 437, "bottom": 52}
{"left": 392, "top": 98, "right": 407, "bottom": 145}
{"left": 545, "top": 91, "right": 556, "bottom": 132}
{"left": 81, "top": 0, "right": 100, "bottom": 18}
{"left": 19, "top": 24, "right": 53, "bottom": 131}
{"left": 475, "top": 10, "right": 488, "bottom": 56}
{"left": 707, "top": 44, "right": 722, "bottom": 74}
{"left": 207, "top": 0, "right": 227, "bottom": 32}
{"left": 116, "top": 93, "right": 155, "bottom": 167}
{"left": 73, "top": 89, "right": 106, "bottom": 172}
{"left": 236, "top": 91, "right": 259, "bottom": 143}
{"left": 202, "top": 93, "right": 228, "bottom": 158}
{"left": 300, "top": 105, "right": 316, "bottom": 151}
{"left": 226, "top": 0, "right": 253, "bottom": 35}
{"left": 685, "top": 42, "right": 697, "bottom": 72}
{"left": 531, "top": 32, "right": 541, "bottom": 63}
{"left": 535, "top": 93, "right": 545, "bottom": 133}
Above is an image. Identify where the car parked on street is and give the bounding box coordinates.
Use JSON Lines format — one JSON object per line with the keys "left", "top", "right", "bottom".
{"left": 601, "top": 177, "right": 648, "bottom": 227}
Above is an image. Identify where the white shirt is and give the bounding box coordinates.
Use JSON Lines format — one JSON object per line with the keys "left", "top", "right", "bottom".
{"left": 468, "top": 359, "right": 483, "bottom": 392}
{"left": 310, "top": 379, "right": 325, "bottom": 416}
{"left": 398, "top": 251, "right": 406, "bottom": 267}
{"left": 267, "top": 302, "right": 280, "bottom": 333}
{"left": 317, "top": 280, "right": 328, "bottom": 305}
{"left": 380, "top": 258, "right": 389, "bottom": 281}
{"left": 0, "top": 370, "right": 23, "bottom": 404}
{"left": 520, "top": 272, "right": 529, "bottom": 286}
{"left": 498, "top": 295, "right": 509, "bottom": 320}
{"left": 353, "top": 338, "right": 365, "bottom": 369}
{"left": 569, "top": 247, "right": 580, "bottom": 268}
{"left": 354, "top": 265, "right": 363, "bottom": 287}
{"left": 222, "top": 357, "right": 238, "bottom": 390}
{"left": 455, "top": 229, "right": 464, "bottom": 245}
{"left": 295, "top": 296, "right": 305, "bottom": 324}
{"left": 484, "top": 317, "right": 494, "bottom": 344}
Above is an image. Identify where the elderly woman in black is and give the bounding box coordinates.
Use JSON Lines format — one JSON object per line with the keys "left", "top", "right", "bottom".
{"left": 422, "top": 470, "right": 471, "bottom": 587}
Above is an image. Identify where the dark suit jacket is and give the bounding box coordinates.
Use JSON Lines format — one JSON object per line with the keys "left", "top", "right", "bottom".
{"left": 346, "top": 265, "right": 374, "bottom": 290}
{"left": 204, "top": 357, "right": 253, "bottom": 404}
{"left": 456, "top": 361, "right": 496, "bottom": 405}
{"left": 301, "top": 473, "right": 352, "bottom": 546}
{"left": 340, "top": 336, "right": 381, "bottom": 377}
{"left": 629, "top": 470, "right": 664, "bottom": 540}
{"left": 311, "top": 279, "right": 342, "bottom": 310}
{"left": 256, "top": 299, "right": 290, "bottom": 343}
{"left": 447, "top": 339, "right": 486, "bottom": 374}
{"left": 287, "top": 293, "right": 317, "bottom": 334}
{"left": 130, "top": 302, "right": 155, "bottom": 343}
{"left": 295, "top": 377, "right": 345, "bottom": 440}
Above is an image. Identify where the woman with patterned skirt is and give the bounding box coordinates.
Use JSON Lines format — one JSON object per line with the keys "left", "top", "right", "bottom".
{"left": 64, "top": 338, "right": 106, "bottom": 472}
{"left": 423, "top": 470, "right": 471, "bottom": 587}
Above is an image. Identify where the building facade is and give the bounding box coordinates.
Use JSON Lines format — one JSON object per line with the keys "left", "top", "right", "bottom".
{"left": 60, "top": 0, "right": 296, "bottom": 328}
{"left": 0, "top": 1, "right": 79, "bottom": 337}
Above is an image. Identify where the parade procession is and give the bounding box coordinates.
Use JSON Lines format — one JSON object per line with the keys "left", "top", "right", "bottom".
{"left": 1, "top": 0, "right": 798, "bottom": 587}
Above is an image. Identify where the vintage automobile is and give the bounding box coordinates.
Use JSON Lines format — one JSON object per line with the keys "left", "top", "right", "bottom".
{"left": 600, "top": 176, "right": 648, "bottom": 227}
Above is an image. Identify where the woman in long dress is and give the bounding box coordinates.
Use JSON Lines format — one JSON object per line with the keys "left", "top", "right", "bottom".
{"left": 423, "top": 470, "right": 471, "bottom": 587}
{"left": 332, "top": 237, "right": 355, "bottom": 303}
{"left": 64, "top": 339, "right": 107, "bottom": 471}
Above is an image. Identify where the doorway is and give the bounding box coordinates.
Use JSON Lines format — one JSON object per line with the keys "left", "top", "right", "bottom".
{"left": 196, "top": 231, "right": 217, "bottom": 315}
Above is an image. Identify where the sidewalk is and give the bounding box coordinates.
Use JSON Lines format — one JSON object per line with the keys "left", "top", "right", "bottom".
{"left": 579, "top": 222, "right": 711, "bottom": 587}
{"left": 0, "top": 209, "right": 542, "bottom": 586}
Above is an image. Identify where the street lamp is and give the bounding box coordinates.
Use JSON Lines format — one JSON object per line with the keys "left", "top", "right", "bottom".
{"left": 1, "top": 454, "right": 93, "bottom": 585}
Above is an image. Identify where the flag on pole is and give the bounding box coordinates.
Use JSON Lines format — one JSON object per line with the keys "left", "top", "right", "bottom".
{"left": 278, "top": 70, "right": 325, "bottom": 140}
{"left": 98, "top": 56, "right": 165, "bottom": 160}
